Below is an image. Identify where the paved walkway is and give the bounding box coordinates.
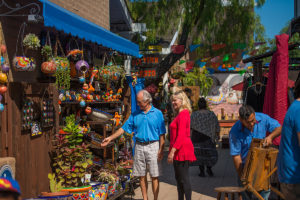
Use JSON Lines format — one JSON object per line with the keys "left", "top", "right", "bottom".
{"left": 124, "top": 148, "right": 238, "bottom": 200}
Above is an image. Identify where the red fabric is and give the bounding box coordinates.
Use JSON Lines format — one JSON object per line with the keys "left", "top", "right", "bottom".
{"left": 169, "top": 109, "right": 196, "bottom": 161}
{"left": 263, "top": 34, "right": 289, "bottom": 146}
{"left": 171, "top": 45, "right": 185, "bottom": 54}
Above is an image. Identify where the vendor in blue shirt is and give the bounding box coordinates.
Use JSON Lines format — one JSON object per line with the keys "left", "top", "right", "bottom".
{"left": 101, "top": 89, "right": 166, "bottom": 200}
{"left": 278, "top": 80, "right": 300, "bottom": 200}
{"left": 229, "top": 105, "right": 281, "bottom": 200}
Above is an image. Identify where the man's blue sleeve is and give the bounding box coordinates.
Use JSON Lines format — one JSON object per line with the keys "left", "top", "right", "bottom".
{"left": 158, "top": 111, "right": 166, "bottom": 135}
{"left": 229, "top": 127, "right": 241, "bottom": 156}
{"left": 265, "top": 114, "right": 281, "bottom": 132}
{"left": 122, "top": 114, "right": 134, "bottom": 134}
{"left": 295, "top": 111, "right": 300, "bottom": 133}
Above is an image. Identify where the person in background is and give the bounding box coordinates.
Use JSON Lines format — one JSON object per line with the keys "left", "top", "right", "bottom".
{"left": 167, "top": 89, "right": 196, "bottom": 200}
{"left": 190, "top": 98, "right": 220, "bottom": 177}
{"left": 0, "top": 178, "right": 21, "bottom": 200}
{"left": 229, "top": 105, "right": 281, "bottom": 200}
{"left": 101, "top": 90, "right": 166, "bottom": 200}
{"left": 277, "top": 79, "right": 300, "bottom": 200}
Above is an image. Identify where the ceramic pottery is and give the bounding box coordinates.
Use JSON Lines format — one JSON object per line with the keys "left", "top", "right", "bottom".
{"left": 79, "top": 77, "right": 85, "bottom": 83}
{"left": 1, "top": 45, "right": 6, "bottom": 54}
{"left": 41, "top": 60, "right": 57, "bottom": 74}
{"left": 75, "top": 60, "right": 89, "bottom": 73}
{"left": 13, "top": 56, "right": 36, "bottom": 71}
{"left": 0, "top": 85, "right": 7, "bottom": 94}
{"left": 0, "top": 103, "right": 4, "bottom": 112}
{"left": 79, "top": 100, "right": 86, "bottom": 107}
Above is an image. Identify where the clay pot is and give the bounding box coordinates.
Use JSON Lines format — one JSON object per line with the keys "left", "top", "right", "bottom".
{"left": 41, "top": 60, "right": 57, "bottom": 74}
{"left": 0, "top": 73, "right": 7, "bottom": 83}
{"left": 1, "top": 45, "right": 6, "bottom": 54}
{"left": 1, "top": 64, "right": 10, "bottom": 73}
{"left": 0, "top": 85, "right": 7, "bottom": 94}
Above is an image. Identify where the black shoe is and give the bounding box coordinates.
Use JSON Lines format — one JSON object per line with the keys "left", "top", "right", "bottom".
{"left": 207, "top": 167, "right": 214, "bottom": 177}
{"left": 199, "top": 171, "right": 205, "bottom": 177}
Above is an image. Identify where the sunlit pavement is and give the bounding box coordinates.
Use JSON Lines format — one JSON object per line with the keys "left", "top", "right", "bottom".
{"left": 124, "top": 148, "right": 238, "bottom": 200}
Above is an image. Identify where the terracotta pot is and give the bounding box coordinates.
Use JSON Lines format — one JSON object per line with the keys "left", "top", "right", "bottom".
{"left": 0, "top": 73, "right": 7, "bottom": 83}
{"left": 41, "top": 191, "right": 70, "bottom": 197}
{"left": 41, "top": 60, "right": 57, "bottom": 74}
{"left": 0, "top": 85, "right": 7, "bottom": 94}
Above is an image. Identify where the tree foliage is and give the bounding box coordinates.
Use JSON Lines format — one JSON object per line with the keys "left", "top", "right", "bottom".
{"left": 127, "top": 0, "right": 266, "bottom": 82}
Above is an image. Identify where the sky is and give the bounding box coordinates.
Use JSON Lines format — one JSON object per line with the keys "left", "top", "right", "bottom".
{"left": 255, "top": 0, "right": 294, "bottom": 39}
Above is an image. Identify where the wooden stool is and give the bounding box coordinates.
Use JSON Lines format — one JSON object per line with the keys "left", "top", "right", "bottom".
{"left": 215, "top": 187, "right": 245, "bottom": 200}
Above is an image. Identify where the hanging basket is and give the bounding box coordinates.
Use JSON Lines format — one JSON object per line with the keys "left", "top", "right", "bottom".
{"left": 41, "top": 59, "right": 57, "bottom": 74}
{"left": 13, "top": 56, "right": 36, "bottom": 72}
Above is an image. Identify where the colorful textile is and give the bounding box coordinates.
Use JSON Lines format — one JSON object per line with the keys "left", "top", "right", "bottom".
{"left": 278, "top": 100, "right": 300, "bottom": 184}
{"left": 263, "top": 34, "right": 289, "bottom": 146}
{"left": 169, "top": 109, "right": 196, "bottom": 162}
{"left": 229, "top": 112, "right": 281, "bottom": 164}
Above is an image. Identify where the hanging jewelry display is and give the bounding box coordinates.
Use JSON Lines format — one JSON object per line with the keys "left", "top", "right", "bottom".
{"left": 40, "top": 89, "right": 54, "bottom": 128}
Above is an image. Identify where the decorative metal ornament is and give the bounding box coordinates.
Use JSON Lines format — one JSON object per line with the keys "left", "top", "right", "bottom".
{"left": 0, "top": 0, "right": 41, "bottom": 18}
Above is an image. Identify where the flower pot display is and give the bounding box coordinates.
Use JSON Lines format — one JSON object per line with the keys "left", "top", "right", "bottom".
{"left": 13, "top": 56, "right": 36, "bottom": 71}
{"left": 88, "top": 182, "right": 107, "bottom": 200}
{"left": 42, "top": 60, "right": 57, "bottom": 74}
{"left": 61, "top": 186, "right": 91, "bottom": 200}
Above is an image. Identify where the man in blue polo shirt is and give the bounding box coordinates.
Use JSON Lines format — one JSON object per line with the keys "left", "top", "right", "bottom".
{"left": 101, "top": 90, "right": 166, "bottom": 200}
{"left": 230, "top": 105, "right": 281, "bottom": 200}
{"left": 277, "top": 80, "right": 300, "bottom": 200}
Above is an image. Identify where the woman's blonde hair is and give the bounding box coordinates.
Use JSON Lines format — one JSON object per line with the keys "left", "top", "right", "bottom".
{"left": 170, "top": 87, "right": 192, "bottom": 114}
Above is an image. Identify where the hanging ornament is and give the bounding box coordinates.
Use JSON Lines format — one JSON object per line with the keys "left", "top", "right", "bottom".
{"left": 0, "top": 73, "right": 7, "bottom": 83}
{"left": 75, "top": 60, "right": 89, "bottom": 74}
{"left": 1, "top": 45, "right": 6, "bottom": 54}
{"left": 79, "top": 76, "right": 85, "bottom": 83}
{"left": 0, "top": 103, "right": 4, "bottom": 112}
{"left": 1, "top": 64, "right": 10, "bottom": 73}
{"left": 85, "top": 106, "right": 92, "bottom": 115}
{"left": 223, "top": 54, "right": 229, "bottom": 62}
{"left": 0, "top": 56, "right": 5, "bottom": 65}
{"left": 0, "top": 85, "right": 7, "bottom": 94}
{"left": 179, "top": 60, "right": 186, "bottom": 65}
{"left": 79, "top": 100, "right": 86, "bottom": 107}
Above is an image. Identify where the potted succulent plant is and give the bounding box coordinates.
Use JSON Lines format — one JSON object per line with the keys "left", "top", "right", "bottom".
{"left": 40, "top": 173, "right": 70, "bottom": 197}
{"left": 23, "top": 33, "right": 40, "bottom": 50}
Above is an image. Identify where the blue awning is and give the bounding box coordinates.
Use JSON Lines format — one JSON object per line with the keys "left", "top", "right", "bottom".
{"left": 40, "top": 0, "right": 141, "bottom": 58}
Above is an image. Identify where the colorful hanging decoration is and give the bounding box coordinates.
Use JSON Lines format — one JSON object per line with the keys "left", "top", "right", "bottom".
{"left": 212, "top": 44, "right": 226, "bottom": 50}
{"left": 189, "top": 44, "right": 203, "bottom": 52}
{"left": 179, "top": 60, "right": 186, "bottom": 65}
{"left": 185, "top": 61, "right": 194, "bottom": 72}
{"left": 222, "top": 54, "right": 230, "bottom": 62}
{"left": 233, "top": 43, "right": 246, "bottom": 49}
{"left": 171, "top": 45, "right": 185, "bottom": 54}
{"left": 211, "top": 56, "right": 220, "bottom": 63}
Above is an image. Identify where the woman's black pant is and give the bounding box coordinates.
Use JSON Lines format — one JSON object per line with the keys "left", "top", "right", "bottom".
{"left": 173, "top": 160, "right": 192, "bottom": 200}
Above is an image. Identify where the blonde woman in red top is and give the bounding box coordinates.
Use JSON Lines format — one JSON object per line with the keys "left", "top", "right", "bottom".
{"left": 168, "top": 89, "right": 196, "bottom": 200}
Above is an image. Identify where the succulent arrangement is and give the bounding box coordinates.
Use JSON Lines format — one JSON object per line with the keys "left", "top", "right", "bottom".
{"left": 41, "top": 45, "right": 53, "bottom": 60}
{"left": 23, "top": 33, "right": 40, "bottom": 50}
{"left": 48, "top": 173, "right": 63, "bottom": 193}
{"left": 50, "top": 114, "right": 93, "bottom": 187}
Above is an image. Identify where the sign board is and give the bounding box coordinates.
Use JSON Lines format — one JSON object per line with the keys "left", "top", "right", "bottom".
{"left": 132, "top": 54, "right": 162, "bottom": 78}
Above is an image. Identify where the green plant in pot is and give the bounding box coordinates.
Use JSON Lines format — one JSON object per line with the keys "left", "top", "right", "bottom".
{"left": 50, "top": 114, "right": 93, "bottom": 188}
{"left": 23, "top": 33, "right": 40, "bottom": 50}
{"left": 54, "top": 57, "right": 70, "bottom": 90}
{"left": 40, "top": 173, "right": 69, "bottom": 197}
{"left": 41, "top": 45, "right": 52, "bottom": 59}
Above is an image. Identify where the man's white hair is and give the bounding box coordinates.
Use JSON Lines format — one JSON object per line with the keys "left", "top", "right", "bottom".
{"left": 138, "top": 90, "right": 152, "bottom": 103}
